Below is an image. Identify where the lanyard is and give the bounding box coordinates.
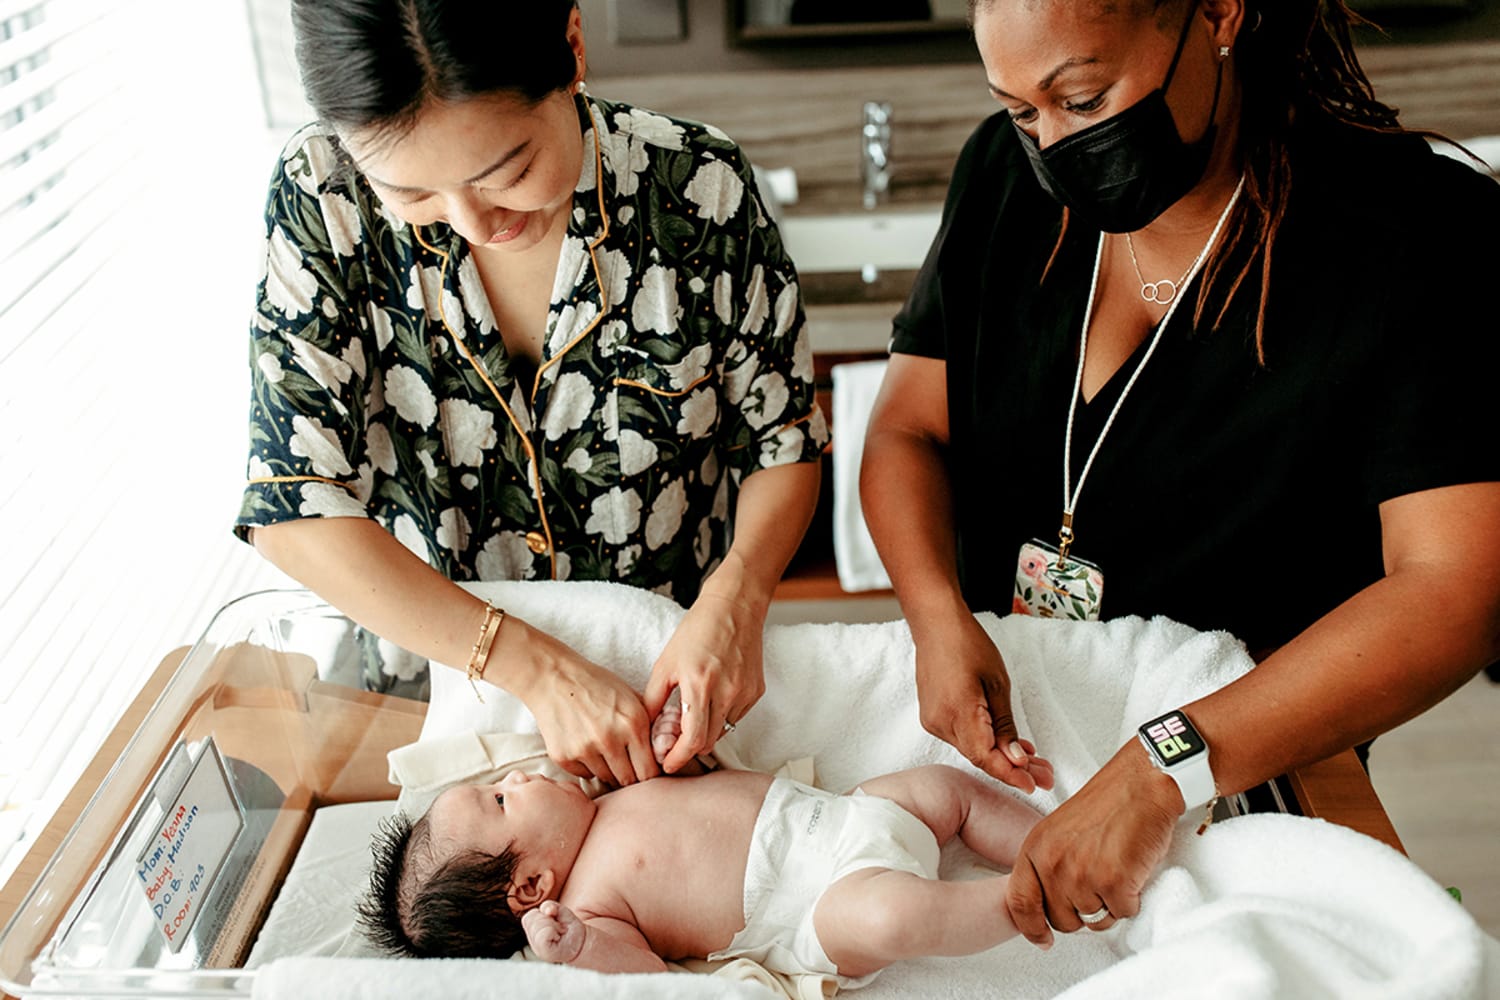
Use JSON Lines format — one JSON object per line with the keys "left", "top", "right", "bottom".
{"left": 1058, "top": 176, "right": 1245, "bottom": 563}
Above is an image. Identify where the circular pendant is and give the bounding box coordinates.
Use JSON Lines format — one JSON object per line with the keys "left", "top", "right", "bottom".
{"left": 1140, "top": 279, "right": 1178, "bottom": 305}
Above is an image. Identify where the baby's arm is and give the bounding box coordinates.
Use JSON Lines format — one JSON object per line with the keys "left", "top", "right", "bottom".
{"left": 856, "top": 765, "right": 1044, "bottom": 869}
{"left": 522, "top": 901, "right": 668, "bottom": 973}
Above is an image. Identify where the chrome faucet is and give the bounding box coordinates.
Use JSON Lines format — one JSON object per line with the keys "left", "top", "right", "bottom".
{"left": 861, "top": 101, "right": 892, "bottom": 209}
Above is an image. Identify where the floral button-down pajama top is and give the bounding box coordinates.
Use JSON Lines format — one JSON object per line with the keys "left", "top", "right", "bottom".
{"left": 236, "top": 95, "right": 828, "bottom": 685}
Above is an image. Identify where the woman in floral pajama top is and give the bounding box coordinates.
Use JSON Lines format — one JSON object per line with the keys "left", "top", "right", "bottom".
{"left": 235, "top": 1, "right": 827, "bottom": 785}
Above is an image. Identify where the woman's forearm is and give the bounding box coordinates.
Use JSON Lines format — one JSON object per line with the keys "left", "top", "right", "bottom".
{"left": 703, "top": 460, "right": 820, "bottom": 613}
{"left": 859, "top": 422, "right": 970, "bottom": 633}
{"left": 1182, "top": 564, "right": 1498, "bottom": 796}
{"left": 250, "top": 516, "right": 553, "bottom": 699}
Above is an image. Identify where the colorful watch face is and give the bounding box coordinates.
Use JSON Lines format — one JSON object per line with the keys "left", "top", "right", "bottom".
{"left": 1139, "top": 710, "right": 1206, "bottom": 767}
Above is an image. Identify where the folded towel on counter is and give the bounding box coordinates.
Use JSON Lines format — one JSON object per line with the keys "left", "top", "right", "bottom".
{"left": 341, "top": 580, "right": 1497, "bottom": 998}
{"left": 829, "top": 359, "right": 893, "bottom": 593}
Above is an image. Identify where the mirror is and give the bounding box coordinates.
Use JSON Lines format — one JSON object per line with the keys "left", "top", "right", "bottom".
{"left": 731, "top": 0, "right": 970, "bottom": 43}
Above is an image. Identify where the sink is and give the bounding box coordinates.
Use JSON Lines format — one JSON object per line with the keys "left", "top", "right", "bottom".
{"left": 779, "top": 208, "right": 941, "bottom": 274}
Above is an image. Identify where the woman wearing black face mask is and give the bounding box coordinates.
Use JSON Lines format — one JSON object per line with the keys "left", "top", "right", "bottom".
{"left": 861, "top": 0, "right": 1500, "bottom": 947}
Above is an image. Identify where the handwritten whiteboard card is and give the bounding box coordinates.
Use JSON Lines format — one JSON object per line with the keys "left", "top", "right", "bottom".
{"left": 134, "top": 738, "right": 244, "bottom": 953}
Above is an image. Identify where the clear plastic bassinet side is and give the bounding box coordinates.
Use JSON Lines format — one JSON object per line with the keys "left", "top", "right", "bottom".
{"left": 0, "top": 589, "right": 427, "bottom": 999}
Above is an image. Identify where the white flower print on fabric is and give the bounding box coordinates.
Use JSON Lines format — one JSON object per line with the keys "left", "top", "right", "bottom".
{"left": 600, "top": 388, "right": 620, "bottom": 443}
{"left": 476, "top": 531, "right": 537, "bottom": 581}
{"left": 790, "top": 325, "right": 814, "bottom": 384}
{"left": 678, "top": 386, "right": 718, "bottom": 439}
{"left": 461, "top": 473, "right": 478, "bottom": 490}
{"left": 542, "top": 371, "right": 596, "bottom": 441}
{"left": 616, "top": 544, "right": 640, "bottom": 576}
{"left": 695, "top": 518, "right": 713, "bottom": 568}
{"left": 602, "top": 130, "right": 650, "bottom": 197}
{"left": 772, "top": 282, "right": 799, "bottom": 339}
{"left": 597, "top": 319, "right": 629, "bottom": 358}
{"left": 354, "top": 462, "right": 375, "bottom": 503}
{"left": 743, "top": 372, "right": 790, "bottom": 430}
{"left": 564, "top": 448, "right": 593, "bottom": 475}
{"left": 683, "top": 159, "right": 744, "bottom": 226}
{"left": 646, "top": 478, "right": 687, "bottom": 550}
{"left": 418, "top": 449, "right": 439, "bottom": 481}
{"left": 298, "top": 481, "right": 365, "bottom": 518}
{"left": 286, "top": 332, "right": 354, "bottom": 394}
{"left": 617, "top": 108, "right": 686, "bottom": 150}
{"left": 586, "top": 486, "right": 643, "bottom": 545}
{"left": 633, "top": 264, "right": 681, "bottom": 335}
{"left": 576, "top": 128, "right": 598, "bottom": 192}
{"left": 440, "top": 399, "right": 498, "bottom": 466}
{"left": 553, "top": 236, "right": 590, "bottom": 303}
{"left": 287, "top": 132, "right": 339, "bottom": 196}
{"left": 739, "top": 264, "right": 769, "bottom": 335}
{"left": 436, "top": 507, "right": 472, "bottom": 553}
{"left": 713, "top": 272, "right": 735, "bottom": 326}
{"left": 319, "top": 190, "right": 362, "bottom": 258}
{"left": 264, "top": 227, "right": 318, "bottom": 318}
{"left": 393, "top": 513, "right": 432, "bottom": 565}
{"left": 341, "top": 341, "right": 367, "bottom": 381}
{"left": 549, "top": 300, "right": 600, "bottom": 357}
{"left": 617, "top": 205, "right": 635, "bottom": 226}
{"left": 290, "top": 415, "right": 354, "bottom": 478}
{"left": 321, "top": 297, "right": 339, "bottom": 320}
{"left": 248, "top": 455, "right": 275, "bottom": 479}
{"left": 760, "top": 421, "right": 808, "bottom": 468}
{"left": 386, "top": 366, "right": 439, "bottom": 427}
{"left": 664, "top": 343, "right": 713, "bottom": 389}
{"left": 367, "top": 304, "right": 396, "bottom": 351}
{"left": 405, "top": 263, "right": 464, "bottom": 331}
{"left": 723, "top": 353, "right": 759, "bottom": 407}
{"left": 619, "top": 428, "right": 661, "bottom": 477}
{"left": 456, "top": 255, "right": 498, "bottom": 335}
{"left": 595, "top": 247, "right": 633, "bottom": 311}
{"left": 257, "top": 353, "right": 285, "bottom": 384}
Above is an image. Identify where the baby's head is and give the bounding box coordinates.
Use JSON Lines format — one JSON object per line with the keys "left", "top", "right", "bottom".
{"left": 356, "top": 770, "right": 597, "bottom": 958}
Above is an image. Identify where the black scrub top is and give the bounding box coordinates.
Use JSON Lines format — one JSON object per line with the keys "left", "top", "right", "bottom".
{"left": 891, "top": 110, "right": 1500, "bottom": 654}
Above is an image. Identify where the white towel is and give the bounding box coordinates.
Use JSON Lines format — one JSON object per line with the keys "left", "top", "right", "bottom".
{"left": 377, "top": 579, "right": 1499, "bottom": 998}
{"left": 250, "top": 956, "right": 777, "bottom": 1000}
{"left": 829, "top": 359, "right": 892, "bottom": 593}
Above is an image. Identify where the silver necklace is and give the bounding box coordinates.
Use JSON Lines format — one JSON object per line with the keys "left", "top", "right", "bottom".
{"left": 1058, "top": 175, "right": 1245, "bottom": 564}
{"left": 1126, "top": 231, "right": 1196, "bottom": 306}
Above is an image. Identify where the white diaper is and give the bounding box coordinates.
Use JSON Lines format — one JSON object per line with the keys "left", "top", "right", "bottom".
{"left": 706, "top": 777, "right": 940, "bottom": 988}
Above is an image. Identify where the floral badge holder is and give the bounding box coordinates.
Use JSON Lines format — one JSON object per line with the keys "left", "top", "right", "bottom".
{"left": 1013, "top": 539, "right": 1105, "bottom": 621}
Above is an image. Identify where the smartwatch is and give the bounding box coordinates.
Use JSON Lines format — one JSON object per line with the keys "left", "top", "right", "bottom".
{"left": 1137, "top": 708, "right": 1217, "bottom": 814}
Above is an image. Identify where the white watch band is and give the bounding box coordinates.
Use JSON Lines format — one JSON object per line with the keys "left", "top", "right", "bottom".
{"left": 1164, "top": 756, "right": 1217, "bottom": 814}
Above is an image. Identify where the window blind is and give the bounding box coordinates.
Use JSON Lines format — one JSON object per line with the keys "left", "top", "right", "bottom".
{"left": 0, "top": 0, "right": 295, "bottom": 888}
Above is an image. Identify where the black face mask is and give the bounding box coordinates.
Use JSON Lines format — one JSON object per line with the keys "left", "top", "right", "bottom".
{"left": 1015, "top": 4, "right": 1223, "bottom": 233}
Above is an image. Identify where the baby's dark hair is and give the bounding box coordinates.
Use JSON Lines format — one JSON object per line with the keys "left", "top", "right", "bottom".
{"left": 355, "top": 810, "right": 528, "bottom": 959}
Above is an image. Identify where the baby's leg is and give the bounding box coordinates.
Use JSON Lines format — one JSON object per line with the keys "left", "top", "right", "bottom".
{"left": 813, "top": 867, "right": 1018, "bottom": 979}
{"left": 856, "top": 764, "right": 1043, "bottom": 869}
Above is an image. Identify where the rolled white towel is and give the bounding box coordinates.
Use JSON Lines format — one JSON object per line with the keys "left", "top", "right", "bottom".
{"left": 830, "top": 358, "right": 893, "bottom": 593}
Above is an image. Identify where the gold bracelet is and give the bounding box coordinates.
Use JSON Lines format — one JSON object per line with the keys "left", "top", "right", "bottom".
{"left": 465, "top": 601, "right": 506, "bottom": 703}
{"left": 1194, "top": 786, "right": 1222, "bottom": 836}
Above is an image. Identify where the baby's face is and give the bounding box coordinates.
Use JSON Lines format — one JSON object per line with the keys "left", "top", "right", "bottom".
{"left": 427, "top": 770, "right": 597, "bottom": 880}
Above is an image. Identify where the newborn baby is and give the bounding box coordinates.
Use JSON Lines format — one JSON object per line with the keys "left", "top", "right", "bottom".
{"left": 358, "top": 708, "right": 1046, "bottom": 988}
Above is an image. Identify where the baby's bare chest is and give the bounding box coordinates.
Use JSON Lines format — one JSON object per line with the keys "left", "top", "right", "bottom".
{"left": 566, "top": 773, "right": 772, "bottom": 959}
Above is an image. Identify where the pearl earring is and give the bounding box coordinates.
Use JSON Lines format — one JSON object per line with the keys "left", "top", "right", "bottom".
{"left": 1218, "top": 45, "right": 1230, "bottom": 60}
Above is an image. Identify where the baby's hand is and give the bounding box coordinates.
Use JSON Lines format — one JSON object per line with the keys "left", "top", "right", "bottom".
{"left": 651, "top": 704, "right": 683, "bottom": 765}
{"left": 522, "top": 900, "right": 586, "bottom": 964}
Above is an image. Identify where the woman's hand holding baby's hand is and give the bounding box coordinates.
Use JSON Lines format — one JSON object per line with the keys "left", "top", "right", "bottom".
{"left": 522, "top": 900, "right": 587, "bottom": 965}
{"left": 645, "top": 588, "right": 766, "bottom": 773}
{"left": 913, "top": 612, "right": 1054, "bottom": 794}
{"left": 522, "top": 627, "right": 658, "bottom": 788}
